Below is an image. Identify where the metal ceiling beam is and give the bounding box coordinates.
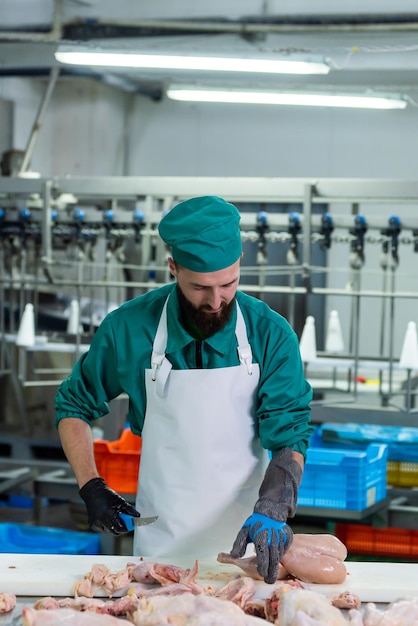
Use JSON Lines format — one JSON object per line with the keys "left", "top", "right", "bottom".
{"left": 3, "top": 2, "right": 418, "bottom": 43}
{"left": 60, "top": 14, "right": 418, "bottom": 40}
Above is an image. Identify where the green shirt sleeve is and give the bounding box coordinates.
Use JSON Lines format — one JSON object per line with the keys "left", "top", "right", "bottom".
{"left": 54, "top": 285, "right": 173, "bottom": 433}
{"left": 236, "top": 292, "right": 313, "bottom": 458}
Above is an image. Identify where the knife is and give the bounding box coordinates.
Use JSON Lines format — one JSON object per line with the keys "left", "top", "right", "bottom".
{"left": 119, "top": 513, "right": 158, "bottom": 532}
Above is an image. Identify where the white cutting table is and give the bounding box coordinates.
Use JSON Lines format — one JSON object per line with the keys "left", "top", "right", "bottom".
{"left": 0, "top": 554, "right": 416, "bottom": 603}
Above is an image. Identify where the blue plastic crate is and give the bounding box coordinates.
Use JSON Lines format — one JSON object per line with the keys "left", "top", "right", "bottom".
{"left": 320, "top": 422, "right": 418, "bottom": 462}
{"left": 298, "top": 443, "right": 388, "bottom": 510}
{"left": 0, "top": 523, "right": 100, "bottom": 554}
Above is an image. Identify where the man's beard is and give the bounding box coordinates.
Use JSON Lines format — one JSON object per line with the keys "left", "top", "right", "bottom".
{"left": 177, "top": 285, "right": 235, "bottom": 338}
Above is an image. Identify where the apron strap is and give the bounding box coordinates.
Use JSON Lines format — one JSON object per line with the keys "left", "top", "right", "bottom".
{"left": 236, "top": 304, "right": 253, "bottom": 376}
{"left": 151, "top": 298, "right": 169, "bottom": 381}
{"left": 151, "top": 298, "right": 172, "bottom": 397}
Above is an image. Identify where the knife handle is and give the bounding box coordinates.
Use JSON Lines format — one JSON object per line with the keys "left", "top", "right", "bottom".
{"left": 119, "top": 513, "right": 134, "bottom": 532}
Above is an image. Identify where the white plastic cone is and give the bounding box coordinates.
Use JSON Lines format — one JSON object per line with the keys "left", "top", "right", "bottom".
{"left": 325, "top": 309, "right": 345, "bottom": 353}
{"left": 67, "top": 299, "right": 81, "bottom": 334}
{"left": 399, "top": 321, "right": 418, "bottom": 370}
{"left": 15, "top": 303, "right": 35, "bottom": 347}
{"left": 299, "top": 315, "right": 317, "bottom": 363}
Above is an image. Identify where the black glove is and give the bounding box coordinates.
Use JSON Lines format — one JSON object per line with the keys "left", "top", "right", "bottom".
{"left": 230, "top": 448, "right": 302, "bottom": 584}
{"left": 79, "top": 477, "right": 141, "bottom": 536}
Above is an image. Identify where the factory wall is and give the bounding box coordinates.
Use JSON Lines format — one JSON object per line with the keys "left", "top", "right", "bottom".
{"left": 2, "top": 76, "right": 418, "bottom": 180}
{"left": 1, "top": 75, "right": 418, "bottom": 360}
{"left": 126, "top": 96, "right": 418, "bottom": 179}
{"left": 0, "top": 78, "right": 128, "bottom": 176}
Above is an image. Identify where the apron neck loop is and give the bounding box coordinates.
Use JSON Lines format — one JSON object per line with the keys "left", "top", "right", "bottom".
{"left": 152, "top": 295, "right": 254, "bottom": 377}
{"left": 151, "top": 352, "right": 165, "bottom": 381}
{"left": 237, "top": 345, "right": 253, "bottom": 375}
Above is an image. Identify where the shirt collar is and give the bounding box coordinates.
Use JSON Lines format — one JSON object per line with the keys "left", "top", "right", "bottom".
{"left": 165, "top": 288, "right": 237, "bottom": 356}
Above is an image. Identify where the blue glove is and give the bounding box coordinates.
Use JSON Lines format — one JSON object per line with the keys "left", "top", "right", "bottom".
{"left": 231, "top": 513, "right": 293, "bottom": 583}
{"left": 230, "top": 448, "right": 302, "bottom": 584}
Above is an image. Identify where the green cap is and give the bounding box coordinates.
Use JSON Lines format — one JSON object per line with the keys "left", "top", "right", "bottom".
{"left": 158, "top": 196, "right": 242, "bottom": 272}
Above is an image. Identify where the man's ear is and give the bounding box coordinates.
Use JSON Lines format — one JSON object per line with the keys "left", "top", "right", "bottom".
{"left": 168, "top": 256, "right": 177, "bottom": 277}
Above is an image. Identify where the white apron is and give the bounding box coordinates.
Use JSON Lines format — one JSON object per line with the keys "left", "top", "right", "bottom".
{"left": 134, "top": 296, "right": 268, "bottom": 558}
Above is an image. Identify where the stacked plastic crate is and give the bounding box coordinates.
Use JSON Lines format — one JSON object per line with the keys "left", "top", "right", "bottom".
{"left": 298, "top": 441, "right": 388, "bottom": 511}
{"left": 93, "top": 428, "right": 142, "bottom": 494}
{"left": 313, "top": 422, "right": 418, "bottom": 559}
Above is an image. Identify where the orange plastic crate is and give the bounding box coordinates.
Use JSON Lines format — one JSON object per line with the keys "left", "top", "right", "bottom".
{"left": 336, "top": 522, "right": 418, "bottom": 558}
{"left": 93, "top": 429, "right": 142, "bottom": 494}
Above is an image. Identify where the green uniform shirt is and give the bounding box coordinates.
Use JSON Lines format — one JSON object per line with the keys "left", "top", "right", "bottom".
{"left": 55, "top": 283, "right": 313, "bottom": 457}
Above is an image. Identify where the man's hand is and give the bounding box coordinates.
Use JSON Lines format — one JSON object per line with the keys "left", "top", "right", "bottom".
{"left": 230, "top": 448, "right": 303, "bottom": 584}
{"left": 79, "top": 477, "right": 140, "bottom": 535}
{"left": 231, "top": 513, "right": 293, "bottom": 583}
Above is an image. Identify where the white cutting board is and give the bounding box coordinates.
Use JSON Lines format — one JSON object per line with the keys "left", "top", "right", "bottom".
{"left": 0, "top": 554, "right": 417, "bottom": 603}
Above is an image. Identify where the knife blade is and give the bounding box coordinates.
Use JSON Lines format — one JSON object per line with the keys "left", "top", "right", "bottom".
{"left": 119, "top": 514, "right": 158, "bottom": 532}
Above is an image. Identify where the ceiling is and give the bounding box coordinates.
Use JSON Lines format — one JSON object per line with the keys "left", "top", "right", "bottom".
{"left": 2, "top": 0, "right": 418, "bottom": 104}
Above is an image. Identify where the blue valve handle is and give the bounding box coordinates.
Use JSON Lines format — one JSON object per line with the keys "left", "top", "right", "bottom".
{"left": 243, "top": 513, "right": 289, "bottom": 547}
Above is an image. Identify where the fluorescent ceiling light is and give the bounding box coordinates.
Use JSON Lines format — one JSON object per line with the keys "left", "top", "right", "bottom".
{"left": 166, "top": 86, "right": 407, "bottom": 110}
{"left": 55, "top": 50, "right": 330, "bottom": 75}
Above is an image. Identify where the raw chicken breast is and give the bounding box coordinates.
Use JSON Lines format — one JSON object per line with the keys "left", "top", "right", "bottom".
{"left": 218, "top": 533, "right": 348, "bottom": 584}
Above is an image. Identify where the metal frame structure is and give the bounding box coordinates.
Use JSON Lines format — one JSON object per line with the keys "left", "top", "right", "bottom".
{"left": 1, "top": 175, "right": 418, "bottom": 424}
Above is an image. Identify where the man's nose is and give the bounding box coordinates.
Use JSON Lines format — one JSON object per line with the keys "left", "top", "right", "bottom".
{"left": 207, "top": 289, "right": 222, "bottom": 310}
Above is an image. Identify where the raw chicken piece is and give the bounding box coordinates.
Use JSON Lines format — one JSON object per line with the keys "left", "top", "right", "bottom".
{"left": 33, "top": 597, "right": 109, "bottom": 611}
{"left": 33, "top": 594, "right": 139, "bottom": 617}
{"left": 363, "top": 596, "right": 418, "bottom": 625}
{"left": 132, "top": 581, "right": 203, "bottom": 598}
{"left": 278, "top": 588, "right": 364, "bottom": 625}
{"left": 130, "top": 594, "right": 268, "bottom": 625}
{"left": 129, "top": 560, "right": 199, "bottom": 587}
{"left": 213, "top": 576, "right": 257, "bottom": 608}
{"left": 74, "top": 563, "right": 133, "bottom": 598}
{"left": 218, "top": 533, "right": 348, "bottom": 584}
{"left": 0, "top": 592, "right": 16, "bottom": 613}
{"left": 130, "top": 561, "right": 206, "bottom": 598}
{"left": 241, "top": 599, "right": 266, "bottom": 620}
{"left": 264, "top": 582, "right": 308, "bottom": 623}
{"left": 331, "top": 591, "right": 361, "bottom": 610}
{"left": 22, "top": 607, "right": 128, "bottom": 625}
{"left": 107, "top": 594, "right": 140, "bottom": 616}
{"left": 265, "top": 582, "right": 296, "bottom": 622}
{"left": 217, "top": 553, "right": 288, "bottom": 580}
{"left": 74, "top": 559, "right": 205, "bottom": 599}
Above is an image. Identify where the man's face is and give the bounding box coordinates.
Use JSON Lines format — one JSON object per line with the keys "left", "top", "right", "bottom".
{"left": 170, "top": 258, "right": 241, "bottom": 337}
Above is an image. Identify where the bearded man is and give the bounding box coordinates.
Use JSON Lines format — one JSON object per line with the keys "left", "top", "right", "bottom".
{"left": 55, "top": 196, "right": 312, "bottom": 584}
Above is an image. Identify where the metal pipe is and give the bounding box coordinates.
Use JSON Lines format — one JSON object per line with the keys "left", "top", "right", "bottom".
{"left": 0, "top": 254, "right": 6, "bottom": 374}
{"left": 302, "top": 184, "right": 313, "bottom": 294}
{"left": 18, "top": 67, "right": 60, "bottom": 174}
{"left": 3, "top": 274, "right": 418, "bottom": 298}
{"left": 41, "top": 180, "right": 53, "bottom": 266}
{"left": 387, "top": 269, "right": 397, "bottom": 398}
{"left": 58, "top": 17, "right": 418, "bottom": 35}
